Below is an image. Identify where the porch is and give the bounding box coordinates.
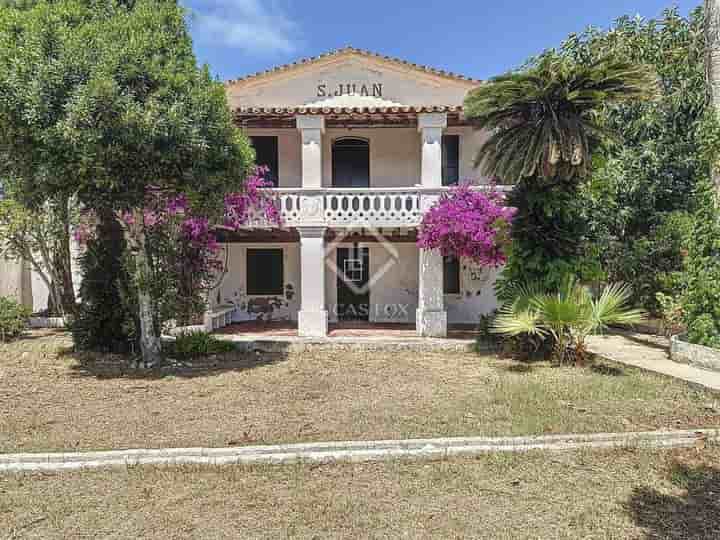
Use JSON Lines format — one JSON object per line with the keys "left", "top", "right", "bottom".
{"left": 214, "top": 320, "right": 482, "bottom": 340}
{"left": 207, "top": 232, "right": 501, "bottom": 339}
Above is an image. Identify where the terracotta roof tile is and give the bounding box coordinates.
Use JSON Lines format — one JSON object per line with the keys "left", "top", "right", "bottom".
{"left": 233, "top": 104, "right": 464, "bottom": 116}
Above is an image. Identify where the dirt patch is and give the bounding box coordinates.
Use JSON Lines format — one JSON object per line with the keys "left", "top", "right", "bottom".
{"left": 1, "top": 331, "right": 719, "bottom": 453}
{"left": 2, "top": 447, "right": 719, "bottom": 539}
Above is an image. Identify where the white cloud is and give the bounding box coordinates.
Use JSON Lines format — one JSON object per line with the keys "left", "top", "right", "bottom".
{"left": 185, "top": 0, "right": 300, "bottom": 55}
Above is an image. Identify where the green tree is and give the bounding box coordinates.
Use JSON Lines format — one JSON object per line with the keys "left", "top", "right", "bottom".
{"left": 0, "top": 196, "right": 76, "bottom": 317}
{"left": 706, "top": 0, "right": 720, "bottom": 193}
{"left": 0, "top": 1, "right": 253, "bottom": 364}
{"left": 464, "top": 54, "right": 657, "bottom": 293}
{"left": 557, "top": 8, "right": 706, "bottom": 311}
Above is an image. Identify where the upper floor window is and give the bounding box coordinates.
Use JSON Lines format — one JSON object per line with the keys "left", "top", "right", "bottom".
{"left": 442, "top": 135, "right": 460, "bottom": 186}
{"left": 250, "top": 136, "right": 279, "bottom": 187}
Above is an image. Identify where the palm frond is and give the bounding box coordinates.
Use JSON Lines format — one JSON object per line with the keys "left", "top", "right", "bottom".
{"left": 590, "top": 283, "right": 646, "bottom": 332}
{"left": 464, "top": 52, "right": 658, "bottom": 183}
{"left": 491, "top": 306, "right": 546, "bottom": 337}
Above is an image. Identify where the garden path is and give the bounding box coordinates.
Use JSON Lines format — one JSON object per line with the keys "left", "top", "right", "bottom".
{"left": 587, "top": 333, "right": 720, "bottom": 392}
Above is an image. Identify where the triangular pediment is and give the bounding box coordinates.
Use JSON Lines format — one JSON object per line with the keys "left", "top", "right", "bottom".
{"left": 226, "top": 48, "right": 481, "bottom": 110}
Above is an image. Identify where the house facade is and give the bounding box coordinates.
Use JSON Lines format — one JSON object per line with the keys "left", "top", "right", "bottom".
{"left": 214, "top": 48, "right": 504, "bottom": 338}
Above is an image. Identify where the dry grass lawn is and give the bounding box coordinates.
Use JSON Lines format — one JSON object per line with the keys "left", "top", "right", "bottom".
{"left": 2, "top": 447, "right": 720, "bottom": 539}
{"left": 1, "top": 331, "right": 719, "bottom": 453}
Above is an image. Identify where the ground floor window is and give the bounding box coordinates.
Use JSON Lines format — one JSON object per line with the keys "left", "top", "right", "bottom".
{"left": 247, "top": 248, "right": 284, "bottom": 295}
{"left": 443, "top": 256, "right": 460, "bottom": 294}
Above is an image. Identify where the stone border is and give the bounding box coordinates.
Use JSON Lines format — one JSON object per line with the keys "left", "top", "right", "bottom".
{"left": 233, "top": 338, "right": 479, "bottom": 355}
{"left": 2, "top": 429, "right": 717, "bottom": 473}
{"left": 28, "top": 316, "right": 68, "bottom": 329}
{"left": 671, "top": 334, "right": 720, "bottom": 373}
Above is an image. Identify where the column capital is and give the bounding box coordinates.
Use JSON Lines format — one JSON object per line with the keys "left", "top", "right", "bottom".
{"left": 296, "top": 115, "right": 325, "bottom": 133}
{"left": 297, "top": 226, "right": 327, "bottom": 239}
{"left": 417, "top": 112, "right": 447, "bottom": 132}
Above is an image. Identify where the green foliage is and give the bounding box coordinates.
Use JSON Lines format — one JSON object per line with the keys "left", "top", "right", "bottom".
{"left": 465, "top": 45, "right": 656, "bottom": 295}
{"left": 655, "top": 291, "right": 685, "bottom": 337}
{"left": 599, "top": 211, "right": 693, "bottom": 312}
{"left": 0, "top": 0, "right": 253, "bottom": 214}
{"left": 0, "top": 296, "right": 31, "bottom": 342}
{"left": 72, "top": 212, "right": 138, "bottom": 353}
{"left": 164, "top": 331, "right": 236, "bottom": 360}
{"left": 560, "top": 8, "right": 707, "bottom": 311}
{"left": 0, "top": 1, "right": 254, "bottom": 360}
{"left": 680, "top": 180, "right": 720, "bottom": 348}
{"left": 496, "top": 178, "right": 604, "bottom": 299}
{"left": 0, "top": 195, "right": 77, "bottom": 315}
{"left": 492, "top": 277, "right": 645, "bottom": 363}
{"left": 465, "top": 52, "right": 657, "bottom": 183}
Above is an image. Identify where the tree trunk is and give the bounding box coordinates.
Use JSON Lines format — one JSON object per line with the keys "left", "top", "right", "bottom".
{"left": 706, "top": 0, "right": 720, "bottom": 192}
{"left": 56, "top": 196, "right": 77, "bottom": 314}
{"left": 123, "top": 211, "right": 162, "bottom": 366}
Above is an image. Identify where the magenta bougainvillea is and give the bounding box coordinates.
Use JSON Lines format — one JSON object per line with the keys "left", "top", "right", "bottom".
{"left": 75, "top": 167, "right": 282, "bottom": 300}
{"left": 224, "top": 167, "right": 281, "bottom": 229}
{"left": 417, "top": 184, "right": 516, "bottom": 266}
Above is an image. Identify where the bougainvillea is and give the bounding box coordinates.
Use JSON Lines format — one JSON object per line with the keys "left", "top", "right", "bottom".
{"left": 224, "top": 167, "right": 281, "bottom": 229}
{"left": 75, "top": 167, "right": 282, "bottom": 325}
{"left": 417, "top": 183, "right": 516, "bottom": 266}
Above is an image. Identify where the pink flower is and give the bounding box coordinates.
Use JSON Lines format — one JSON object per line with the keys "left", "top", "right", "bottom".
{"left": 417, "top": 184, "right": 516, "bottom": 266}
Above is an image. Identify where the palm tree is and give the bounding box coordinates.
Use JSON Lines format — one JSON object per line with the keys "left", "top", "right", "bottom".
{"left": 464, "top": 53, "right": 658, "bottom": 183}
{"left": 491, "top": 277, "right": 645, "bottom": 365}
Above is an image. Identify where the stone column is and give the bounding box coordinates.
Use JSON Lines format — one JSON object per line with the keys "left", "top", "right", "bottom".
{"left": 417, "top": 246, "right": 448, "bottom": 338}
{"left": 296, "top": 115, "right": 325, "bottom": 189}
{"left": 418, "top": 112, "right": 447, "bottom": 188}
{"left": 298, "top": 226, "right": 328, "bottom": 337}
{"left": 417, "top": 113, "right": 448, "bottom": 337}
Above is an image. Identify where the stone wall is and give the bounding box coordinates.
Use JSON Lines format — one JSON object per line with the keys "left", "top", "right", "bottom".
{"left": 670, "top": 334, "right": 720, "bottom": 372}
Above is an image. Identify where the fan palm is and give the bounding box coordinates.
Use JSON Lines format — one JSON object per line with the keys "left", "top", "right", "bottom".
{"left": 492, "top": 277, "right": 645, "bottom": 364}
{"left": 464, "top": 53, "right": 658, "bottom": 182}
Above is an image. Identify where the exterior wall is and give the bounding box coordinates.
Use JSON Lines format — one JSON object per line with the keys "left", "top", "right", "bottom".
{"left": 213, "top": 243, "right": 301, "bottom": 322}
{"left": 217, "top": 241, "right": 499, "bottom": 325}
{"left": 445, "top": 126, "right": 492, "bottom": 184}
{"left": 324, "top": 242, "right": 419, "bottom": 324}
{"left": 243, "top": 128, "right": 302, "bottom": 188}
{"left": 244, "top": 125, "right": 492, "bottom": 189}
{"left": 227, "top": 55, "right": 477, "bottom": 110}
{"left": 0, "top": 257, "right": 32, "bottom": 309}
{"left": 446, "top": 263, "right": 501, "bottom": 324}
{"left": 322, "top": 128, "right": 420, "bottom": 188}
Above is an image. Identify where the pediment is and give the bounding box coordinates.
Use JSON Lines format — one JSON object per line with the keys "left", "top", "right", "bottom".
{"left": 226, "top": 48, "right": 480, "bottom": 110}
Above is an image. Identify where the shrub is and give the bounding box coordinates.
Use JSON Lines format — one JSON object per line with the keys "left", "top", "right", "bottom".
{"left": 0, "top": 296, "right": 31, "bottom": 341}
{"left": 492, "top": 278, "right": 645, "bottom": 364}
{"left": 681, "top": 180, "right": 720, "bottom": 349}
{"left": 72, "top": 212, "right": 138, "bottom": 353}
{"left": 496, "top": 178, "right": 603, "bottom": 301}
{"left": 165, "top": 331, "right": 236, "bottom": 360}
{"left": 602, "top": 212, "right": 693, "bottom": 313}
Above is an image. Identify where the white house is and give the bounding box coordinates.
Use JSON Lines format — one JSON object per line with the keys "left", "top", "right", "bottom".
{"left": 213, "top": 47, "right": 504, "bottom": 338}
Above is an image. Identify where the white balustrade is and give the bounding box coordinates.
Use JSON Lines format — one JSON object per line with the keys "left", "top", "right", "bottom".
{"left": 244, "top": 185, "right": 509, "bottom": 229}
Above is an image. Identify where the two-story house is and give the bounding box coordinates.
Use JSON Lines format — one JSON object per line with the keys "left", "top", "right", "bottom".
{"left": 213, "top": 48, "right": 504, "bottom": 338}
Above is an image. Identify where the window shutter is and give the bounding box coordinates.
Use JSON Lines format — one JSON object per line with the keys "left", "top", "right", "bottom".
{"left": 443, "top": 256, "right": 461, "bottom": 294}
{"left": 442, "top": 135, "right": 460, "bottom": 186}
{"left": 250, "top": 136, "right": 279, "bottom": 187}
{"left": 247, "top": 249, "right": 284, "bottom": 295}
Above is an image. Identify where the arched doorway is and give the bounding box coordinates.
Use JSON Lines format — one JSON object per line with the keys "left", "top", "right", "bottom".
{"left": 332, "top": 137, "right": 370, "bottom": 188}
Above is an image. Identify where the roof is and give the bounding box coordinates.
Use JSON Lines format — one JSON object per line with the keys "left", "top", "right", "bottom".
{"left": 234, "top": 104, "right": 464, "bottom": 117}
{"left": 225, "top": 46, "right": 483, "bottom": 87}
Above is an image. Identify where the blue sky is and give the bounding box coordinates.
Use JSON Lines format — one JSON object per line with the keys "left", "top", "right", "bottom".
{"left": 183, "top": 1, "right": 700, "bottom": 82}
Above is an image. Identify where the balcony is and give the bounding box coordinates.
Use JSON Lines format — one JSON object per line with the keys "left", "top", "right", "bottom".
{"left": 244, "top": 185, "right": 510, "bottom": 230}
